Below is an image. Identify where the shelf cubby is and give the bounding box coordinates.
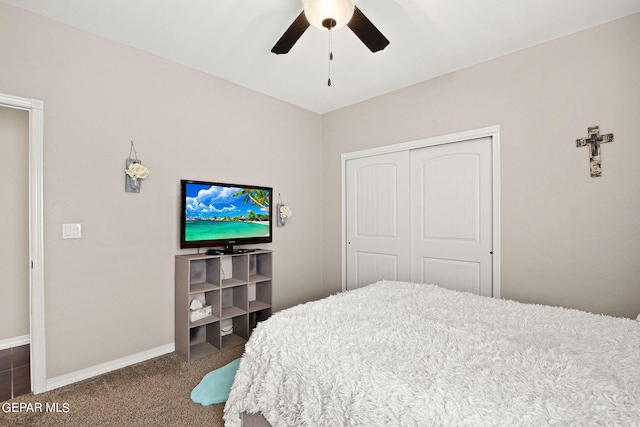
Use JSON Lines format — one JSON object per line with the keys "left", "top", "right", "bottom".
{"left": 221, "top": 285, "right": 248, "bottom": 319}
{"left": 249, "top": 280, "right": 272, "bottom": 313}
{"left": 249, "top": 252, "right": 272, "bottom": 283}
{"left": 249, "top": 309, "right": 272, "bottom": 330}
{"left": 188, "top": 322, "right": 221, "bottom": 359}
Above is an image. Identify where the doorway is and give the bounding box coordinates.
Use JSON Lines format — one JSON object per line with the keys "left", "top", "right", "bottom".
{"left": 0, "top": 106, "right": 30, "bottom": 400}
{"left": 342, "top": 126, "right": 501, "bottom": 298}
{"left": 0, "top": 93, "right": 45, "bottom": 394}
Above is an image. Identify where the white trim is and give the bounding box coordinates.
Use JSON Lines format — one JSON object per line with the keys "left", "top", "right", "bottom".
{"left": 341, "top": 125, "right": 501, "bottom": 298}
{"left": 0, "top": 93, "right": 46, "bottom": 394}
{"left": 46, "top": 343, "right": 175, "bottom": 392}
{"left": 341, "top": 126, "right": 499, "bottom": 161}
{"left": 340, "top": 158, "right": 347, "bottom": 290}
{"left": 491, "top": 128, "right": 501, "bottom": 299}
{"left": 0, "top": 335, "right": 30, "bottom": 351}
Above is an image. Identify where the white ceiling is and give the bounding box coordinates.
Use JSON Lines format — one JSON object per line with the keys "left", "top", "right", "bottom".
{"left": 4, "top": 0, "right": 640, "bottom": 114}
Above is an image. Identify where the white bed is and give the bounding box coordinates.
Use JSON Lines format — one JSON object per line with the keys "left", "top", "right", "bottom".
{"left": 224, "top": 280, "right": 640, "bottom": 426}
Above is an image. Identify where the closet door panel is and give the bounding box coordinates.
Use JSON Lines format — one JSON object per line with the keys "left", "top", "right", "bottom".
{"left": 411, "top": 137, "right": 493, "bottom": 296}
{"left": 345, "top": 151, "right": 411, "bottom": 290}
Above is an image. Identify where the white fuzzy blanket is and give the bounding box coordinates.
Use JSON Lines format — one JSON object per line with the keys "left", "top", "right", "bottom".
{"left": 224, "top": 281, "right": 640, "bottom": 426}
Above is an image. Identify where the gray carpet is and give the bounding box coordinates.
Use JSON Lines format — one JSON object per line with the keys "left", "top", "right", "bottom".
{"left": 1, "top": 346, "right": 244, "bottom": 427}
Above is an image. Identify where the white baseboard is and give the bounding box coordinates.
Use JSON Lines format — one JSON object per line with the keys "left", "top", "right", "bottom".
{"left": 0, "top": 335, "right": 30, "bottom": 351}
{"left": 45, "top": 343, "right": 175, "bottom": 392}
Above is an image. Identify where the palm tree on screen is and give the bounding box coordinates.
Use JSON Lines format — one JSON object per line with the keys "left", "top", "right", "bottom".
{"left": 233, "top": 188, "right": 270, "bottom": 213}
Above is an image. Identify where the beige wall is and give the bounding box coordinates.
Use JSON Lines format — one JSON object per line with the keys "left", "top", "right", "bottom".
{"left": 0, "top": 3, "right": 323, "bottom": 378}
{"left": 0, "top": 107, "right": 30, "bottom": 341}
{"left": 322, "top": 13, "right": 640, "bottom": 319}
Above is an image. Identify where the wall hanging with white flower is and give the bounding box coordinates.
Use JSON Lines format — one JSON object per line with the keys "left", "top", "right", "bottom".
{"left": 124, "top": 141, "right": 150, "bottom": 193}
{"left": 276, "top": 193, "right": 292, "bottom": 227}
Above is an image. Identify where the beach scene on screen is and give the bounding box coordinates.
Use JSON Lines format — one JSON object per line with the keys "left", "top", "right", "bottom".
{"left": 184, "top": 184, "right": 270, "bottom": 241}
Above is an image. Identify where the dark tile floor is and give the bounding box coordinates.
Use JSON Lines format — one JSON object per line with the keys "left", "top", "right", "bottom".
{"left": 0, "top": 344, "right": 30, "bottom": 402}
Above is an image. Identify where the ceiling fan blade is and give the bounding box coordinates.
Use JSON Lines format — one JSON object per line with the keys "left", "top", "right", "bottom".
{"left": 271, "top": 11, "right": 310, "bottom": 54}
{"left": 347, "top": 6, "right": 389, "bottom": 52}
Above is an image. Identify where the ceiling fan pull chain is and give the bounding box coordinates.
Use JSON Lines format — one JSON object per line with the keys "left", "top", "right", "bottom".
{"left": 327, "top": 23, "right": 333, "bottom": 86}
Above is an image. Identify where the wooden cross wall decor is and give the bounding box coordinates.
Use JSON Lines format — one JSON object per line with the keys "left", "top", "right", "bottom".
{"left": 576, "top": 126, "right": 613, "bottom": 177}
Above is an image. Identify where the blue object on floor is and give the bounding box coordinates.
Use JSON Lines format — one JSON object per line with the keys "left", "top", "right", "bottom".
{"left": 191, "top": 358, "right": 241, "bottom": 405}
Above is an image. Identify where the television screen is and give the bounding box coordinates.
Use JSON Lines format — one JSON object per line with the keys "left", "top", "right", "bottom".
{"left": 180, "top": 180, "right": 272, "bottom": 250}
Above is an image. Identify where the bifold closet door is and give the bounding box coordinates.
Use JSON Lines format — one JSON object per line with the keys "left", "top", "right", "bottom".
{"left": 345, "top": 151, "right": 411, "bottom": 290}
{"left": 410, "top": 137, "right": 493, "bottom": 296}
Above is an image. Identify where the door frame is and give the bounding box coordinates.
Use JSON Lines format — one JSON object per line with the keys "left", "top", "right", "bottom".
{"left": 0, "top": 93, "right": 46, "bottom": 393}
{"left": 341, "top": 125, "right": 501, "bottom": 298}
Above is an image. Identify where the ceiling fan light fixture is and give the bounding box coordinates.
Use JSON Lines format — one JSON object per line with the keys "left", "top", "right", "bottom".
{"left": 303, "top": 0, "right": 355, "bottom": 31}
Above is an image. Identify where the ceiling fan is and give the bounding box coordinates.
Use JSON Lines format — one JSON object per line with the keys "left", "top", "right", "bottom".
{"left": 271, "top": 0, "right": 390, "bottom": 55}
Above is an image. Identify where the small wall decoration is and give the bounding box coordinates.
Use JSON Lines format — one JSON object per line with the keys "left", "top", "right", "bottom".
{"left": 575, "top": 126, "right": 613, "bottom": 177}
{"left": 276, "top": 193, "right": 292, "bottom": 227}
{"left": 124, "top": 141, "right": 150, "bottom": 192}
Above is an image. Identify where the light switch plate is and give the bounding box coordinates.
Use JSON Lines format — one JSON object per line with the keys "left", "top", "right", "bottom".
{"left": 62, "top": 223, "right": 82, "bottom": 239}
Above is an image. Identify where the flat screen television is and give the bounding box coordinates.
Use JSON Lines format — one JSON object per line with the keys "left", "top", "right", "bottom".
{"left": 180, "top": 180, "right": 273, "bottom": 252}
